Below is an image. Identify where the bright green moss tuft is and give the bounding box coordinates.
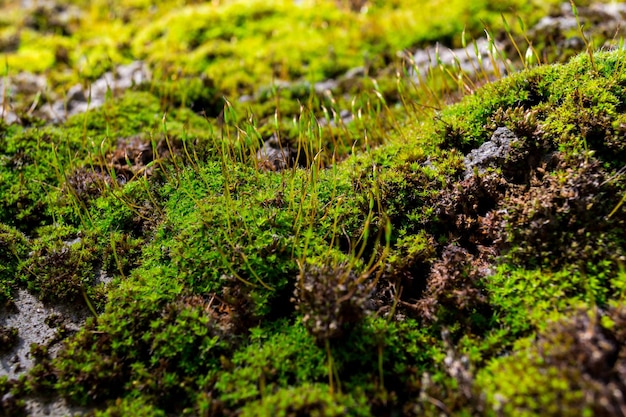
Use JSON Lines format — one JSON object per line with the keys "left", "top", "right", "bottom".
{"left": 216, "top": 319, "right": 327, "bottom": 408}
{"left": 0, "top": 224, "right": 29, "bottom": 303}
{"left": 478, "top": 306, "right": 626, "bottom": 417}
{"left": 486, "top": 267, "right": 604, "bottom": 338}
{"left": 94, "top": 396, "right": 166, "bottom": 417}
{"left": 239, "top": 383, "right": 372, "bottom": 417}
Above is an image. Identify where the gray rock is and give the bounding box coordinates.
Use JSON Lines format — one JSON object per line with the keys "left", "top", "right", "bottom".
{"left": 65, "top": 84, "right": 86, "bottom": 102}
{"left": 464, "top": 127, "right": 519, "bottom": 179}
{"left": 318, "top": 108, "right": 353, "bottom": 127}
{"left": 532, "top": 15, "right": 579, "bottom": 33}
{"left": 338, "top": 109, "right": 353, "bottom": 125}
{"left": 591, "top": 2, "right": 626, "bottom": 19}
{"left": 39, "top": 61, "right": 151, "bottom": 123}
{"left": 409, "top": 38, "right": 507, "bottom": 81}
{"left": 2, "top": 61, "right": 150, "bottom": 124}
{"left": 314, "top": 79, "right": 338, "bottom": 94}
{"left": 21, "top": 0, "right": 83, "bottom": 34}
{"left": 0, "top": 289, "right": 92, "bottom": 380}
{"left": 343, "top": 66, "right": 365, "bottom": 80}
{"left": 529, "top": 2, "right": 626, "bottom": 57}
{"left": 0, "top": 109, "right": 19, "bottom": 125}
{"left": 8, "top": 73, "right": 47, "bottom": 95}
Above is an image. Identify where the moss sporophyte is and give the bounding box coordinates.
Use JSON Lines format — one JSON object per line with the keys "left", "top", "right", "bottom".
{"left": 2, "top": 1, "right": 626, "bottom": 416}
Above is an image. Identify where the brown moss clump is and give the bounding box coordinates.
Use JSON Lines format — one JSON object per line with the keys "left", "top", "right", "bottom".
{"left": 540, "top": 308, "right": 624, "bottom": 389}
{"left": 19, "top": 231, "right": 139, "bottom": 309}
{"left": 0, "top": 326, "right": 18, "bottom": 353}
{"left": 502, "top": 155, "right": 626, "bottom": 271}
{"left": 219, "top": 275, "right": 265, "bottom": 334}
{"left": 434, "top": 172, "right": 509, "bottom": 250}
{"left": 65, "top": 167, "right": 112, "bottom": 201}
{"left": 105, "top": 135, "right": 158, "bottom": 183}
{"left": 293, "top": 263, "right": 373, "bottom": 342}
{"left": 408, "top": 245, "right": 491, "bottom": 328}
{"left": 395, "top": 171, "right": 509, "bottom": 326}
{"left": 27, "top": 239, "right": 98, "bottom": 303}
{"left": 65, "top": 133, "right": 183, "bottom": 203}
{"left": 0, "top": 383, "right": 26, "bottom": 417}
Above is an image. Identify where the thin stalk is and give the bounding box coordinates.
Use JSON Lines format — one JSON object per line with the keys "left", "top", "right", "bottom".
{"left": 570, "top": 0, "right": 597, "bottom": 72}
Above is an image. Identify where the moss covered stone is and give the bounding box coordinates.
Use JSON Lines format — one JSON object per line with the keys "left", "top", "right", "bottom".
{"left": 2, "top": 1, "right": 626, "bottom": 415}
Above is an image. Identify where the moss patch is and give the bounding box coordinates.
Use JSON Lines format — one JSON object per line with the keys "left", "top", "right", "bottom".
{"left": 2, "top": 1, "right": 626, "bottom": 415}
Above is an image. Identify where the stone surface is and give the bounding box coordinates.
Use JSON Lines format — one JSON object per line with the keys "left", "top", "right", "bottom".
{"left": 0, "top": 289, "right": 91, "bottom": 380}
{"left": 40, "top": 61, "right": 151, "bottom": 123}
{"left": 1, "top": 61, "right": 150, "bottom": 125}
{"left": 464, "top": 127, "right": 519, "bottom": 179}
{"left": 409, "top": 37, "right": 507, "bottom": 81}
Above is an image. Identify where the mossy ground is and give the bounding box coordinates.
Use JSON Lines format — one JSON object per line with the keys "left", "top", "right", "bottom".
{"left": 2, "top": 0, "right": 626, "bottom": 416}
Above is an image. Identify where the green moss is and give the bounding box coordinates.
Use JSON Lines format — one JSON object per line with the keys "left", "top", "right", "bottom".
{"left": 434, "top": 66, "right": 551, "bottom": 151}
{"left": 64, "top": 91, "right": 163, "bottom": 138}
{"left": 0, "top": 126, "right": 65, "bottom": 232}
{"left": 0, "top": 223, "right": 29, "bottom": 302}
{"left": 2, "top": 0, "right": 564, "bottom": 89}
{"left": 478, "top": 306, "right": 626, "bottom": 417}
{"left": 94, "top": 396, "right": 166, "bottom": 417}
{"left": 5, "top": 32, "right": 58, "bottom": 73}
{"left": 436, "top": 51, "right": 626, "bottom": 157}
{"left": 51, "top": 271, "right": 196, "bottom": 407}
{"left": 332, "top": 316, "right": 440, "bottom": 389}
{"left": 132, "top": 2, "right": 359, "bottom": 93}
{"left": 486, "top": 267, "right": 603, "bottom": 339}
{"left": 149, "top": 156, "right": 369, "bottom": 316}
{"left": 22, "top": 225, "right": 100, "bottom": 303}
{"left": 48, "top": 152, "right": 371, "bottom": 411}
{"left": 216, "top": 320, "right": 326, "bottom": 408}
{"left": 239, "top": 383, "right": 371, "bottom": 417}
{"left": 3, "top": 0, "right": 626, "bottom": 413}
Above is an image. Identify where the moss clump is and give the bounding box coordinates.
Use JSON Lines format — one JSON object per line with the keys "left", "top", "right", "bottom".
{"left": 3, "top": 0, "right": 626, "bottom": 413}
{"left": 0, "top": 127, "right": 61, "bottom": 233}
{"left": 502, "top": 156, "right": 624, "bottom": 273}
{"left": 239, "top": 383, "right": 371, "bottom": 417}
{"left": 294, "top": 262, "right": 373, "bottom": 342}
{"left": 0, "top": 224, "right": 29, "bottom": 303}
{"left": 0, "top": 327, "right": 19, "bottom": 353}
{"left": 215, "top": 320, "right": 327, "bottom": 410}
{"left": 478, "top": 306, "right": 626, "bottom": 417}
{"left": 0, "top": 375, "right": 26, "bottom": 416}
{"left": 22, "top": 226, "right": 100, "bottom": 303}
{"left": 53, "top": 286, "right": 231, "bottom": 409}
